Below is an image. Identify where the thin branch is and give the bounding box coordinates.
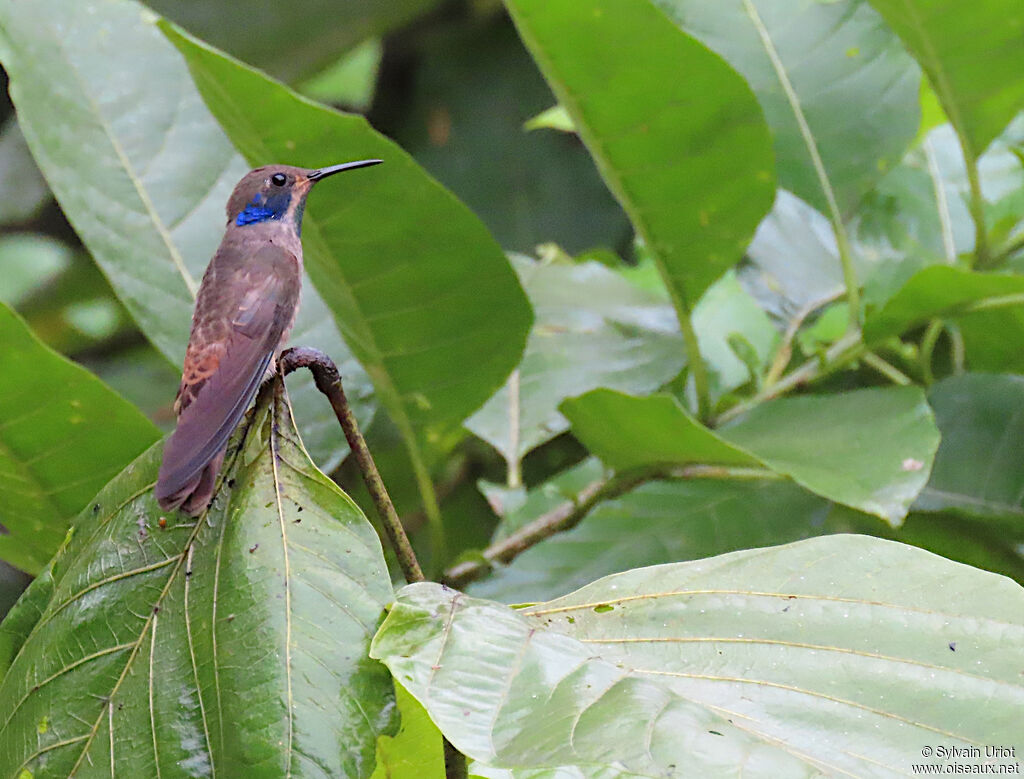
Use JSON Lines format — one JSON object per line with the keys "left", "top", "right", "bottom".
{"left": 964, "top": 152, "right": 991, "bottom": 268}
{"left": 983, "top": 231, "right": 1024, "bottom": 270}
{"left": 678, "top": 312, "right": 712, "bottom": 422}
{"left": 861, "top": 352, "right": 912, "bottom": 385}
{"left": 442, "top": 464, "right": 781, "bottom": 588}
{"left": 919, "top": 319, "right": 944, "bottom": 386}
{"left": 717, "top": 330, "right": 864, "bottom": 425}
{"left": 739, "top": 0, "right": 860, "bottom": 331}
{"left": 764, "top": 289, "right": 844, "bottom": 388}
{"left": 281, "top": 348, "right": 470, "bottom": 779}
{"left": 923, "top": 136, "right": 957, "bottom": 264}
{"left": 280, "top": 347, "right": 424, "bottom": 584}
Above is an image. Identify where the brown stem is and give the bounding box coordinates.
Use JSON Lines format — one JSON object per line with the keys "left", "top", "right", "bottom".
{"left": 280, "top": 347, "right": 424, "bottom": 584}
{"left": 280, "top": 347, "right": 468, "bottom": 779}
{"left": 442, "top": 464, "right": 780, "bottom": 588}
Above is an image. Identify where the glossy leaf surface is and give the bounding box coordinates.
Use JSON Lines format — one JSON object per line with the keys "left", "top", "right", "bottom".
{"left": 562, "top": 387, "right": 939, "bottom": 522}
{"left": 466, "top": 256, "right": 683, "bottom": 463}
{"left": 375, "top": 536, "right": 1024, "bottom": 776}
{"left": 863, "top": 265, "right": 1024, "bottom": 342}
{"left": 0, "top": 304, "right": 159, "bottom": 574}
{"left": 658, "top": 0, "right": 920, "bottom": 216}
{"left": 164, "top": 23, "right": 532, "bottom": 438}
{"left": 505, "top": 0, "right": 775, "bottom": 309}
{"left": 0, "top": 382, "right": 395, "bottom": 776}
{"left": 0, "top": 0, "right": 375, "bottom": 470}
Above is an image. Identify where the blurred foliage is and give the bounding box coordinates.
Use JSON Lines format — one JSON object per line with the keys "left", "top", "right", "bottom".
{"left": 0, "top": 0, "right": 1022, "bottom": 774}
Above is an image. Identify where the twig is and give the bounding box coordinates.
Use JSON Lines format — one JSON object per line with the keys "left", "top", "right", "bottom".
{"left": 964, "top": 152, "right": 991, "bottom": 268}
{"left": 919, "top": 319, "right": 944, "bottom": 386}
{"left": 763, "top": 289, "right": 844, "bottom": 388}
{"left": 716, "top": 330, "right": 864, "bottom": 425}
{"left": 280, "top": 347, "right": 424, "bottom": 584}
{"left": 861, "top": 352, "right": 912, "bottom": 385}
{"left": 280, "top": 348, "right": 470, "bottom": 779}
{"left": 678, "top": 311, "right": 712, "bottom": 422}
{"left": 442, "top": 464, "right": 780, "bottom": 588}
{"left": 987, "top": 232, "right": 1024, "bottom": 268}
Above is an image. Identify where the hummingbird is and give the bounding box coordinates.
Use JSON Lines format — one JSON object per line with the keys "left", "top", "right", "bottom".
{"left": 155, "top": 159, "right": 382, "bottom": 515}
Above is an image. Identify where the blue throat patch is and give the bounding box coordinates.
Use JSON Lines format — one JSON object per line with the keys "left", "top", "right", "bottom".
{"left": 235, "top": 190, "right": 294, "bottom": 228}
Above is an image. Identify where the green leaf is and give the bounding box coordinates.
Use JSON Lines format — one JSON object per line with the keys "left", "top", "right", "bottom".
{"left": 375, "top": 536, "right": 1024, "bottom": 776}
{"left": 0, "top": 303, "right": 159, "bottom": 574}
{"left": 0, "top": 381, "right": 395, "bottom": 776}
{"left": 162, "top": 22, "right": 532, "bottom": 440}
{"left": 370, "top": 682, "right": 444, "bottom": 779}
{"left": 465, "top": 256, "right": 684, "bottom": 464}
{"left": 300, "top": 39, "right": 382, "bottom": 111}
{"left": 560, "top": 390, "right": 758, "bottom": 472}
{"left": 147, "top": 0, "right": 440, "bottom": 83}
{"left": 721, "top": 388, "right": 939, "bottom": 522}
{"left": 562, "top": 387, "right": 940, "bottom": 522}
{"left": 743, "top": 190, "right": 850, "bottom": 319}
{"left": 0, "top": 0, "right": 375, "bottom": 470}
{"left": 867, "top": 0, "right": 1024, "bottom": 160}
{"left": 657, "top": 0, "right": 920, "bottom": 216}
{"left": 505, "top": 0, "right": 776, "bottom": 311}
{"left": 470, "top": 464, "right": 831, "bottom": 604}
{"left": 916, "top": 374, "right": 1024, "bottom": 520}
{"left": 863, "top": 265, "right": 1024, "bottom": 341}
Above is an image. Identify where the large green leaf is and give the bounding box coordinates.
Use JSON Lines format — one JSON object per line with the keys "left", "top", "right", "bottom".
{"left": 374, "top": 536, "right": 1024, "bottom": 776}
{"left": 465, "top": 256, "right": 684, "bottom": 465}
{"left": 561, "top": 390, "right": 758, "bottom": 472}
{"left": 656, "top": 0, "right": 920, "bottom": 217}
{"left": 0, "top": 303, "right": 159, "bottom": 574}
{"left": 148, "top": 0, "right": 440, "bottom": 83}
{"left": 867, "top": 0, "right": 1024, "bottom": 160}
{"left": 470, "top": 460, "right": 831, "bottom": 603}
{"left": 0, "top": 0, "right": 375, "bottom": 470}
{"left": 743, "top": 190, "right": 849, "bottom": 319}
{"left": 863, "top": 265, "right": 1024, "bottom": 342}
{"left": 562, "top": 387, "right": 940, "bottom": 522}
{"left": 0, "top": 380, "right": 395, "bottom": 776}
{"left": 916, "top": 374, "right": 1024, "bottom": 521}
{"left": 504, "top": 0, "right": 775, "bottom": 312}
{"left": 162, "top": 23, "right": 532, "bottom": 442}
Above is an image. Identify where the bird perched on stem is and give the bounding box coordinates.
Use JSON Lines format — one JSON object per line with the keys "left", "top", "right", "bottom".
{"left": 155, "top": 159, "right": 381, "bottom": 515}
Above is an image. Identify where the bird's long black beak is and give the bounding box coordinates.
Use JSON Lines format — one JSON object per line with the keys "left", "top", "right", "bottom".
{"left": 307, "top": 159, "right": 382, "bottom": 181}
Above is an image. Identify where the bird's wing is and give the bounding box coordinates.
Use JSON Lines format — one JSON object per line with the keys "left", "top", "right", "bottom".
{"left": 155, "top": 244, "right": 299, "bottom": 506}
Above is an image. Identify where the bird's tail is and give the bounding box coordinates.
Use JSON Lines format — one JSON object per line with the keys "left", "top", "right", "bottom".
{"left": 155, "top": 449, "right": 226, "bottom": 516}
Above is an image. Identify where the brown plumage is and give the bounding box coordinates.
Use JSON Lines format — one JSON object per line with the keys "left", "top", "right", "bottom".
{"left": 155, "top": 160, "right": 381, "bottom": 515}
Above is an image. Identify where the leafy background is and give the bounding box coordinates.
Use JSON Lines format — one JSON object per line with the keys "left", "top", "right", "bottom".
{"left": 0, "top": 0, "right": 1022, "bottom": 776}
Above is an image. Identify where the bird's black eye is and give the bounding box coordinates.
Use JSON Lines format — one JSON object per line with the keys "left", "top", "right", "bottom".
{"left": 271, "top": 173, "right": 287, "bottom": 187}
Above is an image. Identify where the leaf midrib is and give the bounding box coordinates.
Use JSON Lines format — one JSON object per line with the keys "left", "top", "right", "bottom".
{"left": 9, "top": 15, "right": 200, "bottom": 299}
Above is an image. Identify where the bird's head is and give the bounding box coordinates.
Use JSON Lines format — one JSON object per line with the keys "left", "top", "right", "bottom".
{"left": 226, "top": 160, "right": 381, "bottom": 233}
